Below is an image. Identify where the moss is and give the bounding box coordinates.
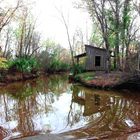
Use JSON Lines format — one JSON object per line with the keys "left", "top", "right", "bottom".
{"left": 75, "top": 72, "right": 95, "bottom": 81}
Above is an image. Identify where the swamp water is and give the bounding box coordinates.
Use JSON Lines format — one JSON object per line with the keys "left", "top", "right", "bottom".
{"left": 0, "top": 74, "right": 140, "bottom": 140}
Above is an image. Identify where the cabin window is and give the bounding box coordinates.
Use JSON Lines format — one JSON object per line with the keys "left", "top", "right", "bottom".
{"left": 95, "top": 56, "right": 101, "bottom": 67}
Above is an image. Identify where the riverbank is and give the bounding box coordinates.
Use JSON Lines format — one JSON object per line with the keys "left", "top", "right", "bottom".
{"left": 18, "top": 130, "right": 140, "bottom": 140}
{"left": 0, "top": 71, "right": 39, "bottom": 86}
{"left": 74, "top": 71, "right": 140, "bottom": 90}
{"left": 0, "top": 70, "right": 68, "bottom": 86}
{"left": 17, "top": 134, "right": 68, "bottom": 140}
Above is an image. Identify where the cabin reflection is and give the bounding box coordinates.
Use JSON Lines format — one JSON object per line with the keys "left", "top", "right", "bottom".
{"left": 72, "top": 85, "right": 110, "bottom": 116}
{"left": 64, "top": 86, "right": 140, "bottom": 139}
{"left": 0, "top": 75, "right": 140, "bottom": 140}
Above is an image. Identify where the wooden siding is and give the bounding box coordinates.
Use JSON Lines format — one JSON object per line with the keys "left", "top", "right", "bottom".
{"left": 85, "top": 46, "right": 107, "bottom": 71}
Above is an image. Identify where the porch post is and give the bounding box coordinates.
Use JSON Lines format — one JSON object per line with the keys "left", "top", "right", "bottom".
{"left": 77, "top": 57, "right": 79, "bottom": 64}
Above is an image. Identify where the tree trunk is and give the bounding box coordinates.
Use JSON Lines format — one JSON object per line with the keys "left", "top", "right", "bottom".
{"left": 104, "top": 37, "right": 111, "bottom": 73}
{"left": 115, "top": 0, "right": 120, "bottom": 70}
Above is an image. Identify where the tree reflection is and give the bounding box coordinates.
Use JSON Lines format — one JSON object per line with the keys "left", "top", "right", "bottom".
{"left": 0, "top": 75, "right": 139, "bottom": 139}
{"left": 0, "top": 74, "right": 69, "bottom": 139}
{"left": 66, "top": 85, "right": 84, "bottom": 127}
{"left": 64, "top": 86, "right": 140, "bottom": 139}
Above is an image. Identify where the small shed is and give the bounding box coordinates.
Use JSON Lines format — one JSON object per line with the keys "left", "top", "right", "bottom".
{"left": 75, "top": 45, "right": 108, "bottom": 71}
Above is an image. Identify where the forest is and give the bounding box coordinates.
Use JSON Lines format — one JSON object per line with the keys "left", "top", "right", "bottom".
{"left": 0, "top": 0, "right": 140, "bottom": 86}
{"left": 0, "top": 0, "right": 140, "bottom": 140}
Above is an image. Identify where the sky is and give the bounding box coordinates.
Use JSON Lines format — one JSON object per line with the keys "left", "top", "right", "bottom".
{"left": 1, "top": 0, "right": 92, "bottom": 48}
{"left": 32, "top": 0, "right": 92, "bottom": 48}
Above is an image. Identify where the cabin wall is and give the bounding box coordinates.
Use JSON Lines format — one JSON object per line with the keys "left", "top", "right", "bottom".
{"left": 85, "top": 47, "right": 107, "bottom": 71}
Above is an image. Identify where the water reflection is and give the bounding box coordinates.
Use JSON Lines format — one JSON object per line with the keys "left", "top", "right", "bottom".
{"left": 65, "top": 85, "right": 140, "bottom": 139}
{"left": 0, "top": 74, "right": 139, "bottom": 139}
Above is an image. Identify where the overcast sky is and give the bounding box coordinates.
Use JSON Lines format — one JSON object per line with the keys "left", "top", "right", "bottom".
{"left": 32, "top": 0, "right": 92, "bottom": 48}
{"left": 2, "top": 0, "right": 92, "bottom": 48}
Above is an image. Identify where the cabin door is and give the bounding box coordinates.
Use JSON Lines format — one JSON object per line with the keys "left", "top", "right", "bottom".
{"left": 95, "top": 56, "right": 101, "bottom": 67}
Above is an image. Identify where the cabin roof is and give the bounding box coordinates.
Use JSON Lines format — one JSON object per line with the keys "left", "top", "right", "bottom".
{"left": 74, "top": 52, "right": 86, "bottom": 58}
{"left": 74, "top": 45, "right": 107, "bottom": 58}
{"left": 85, "top": 44, "right": 107, "bottom": 51}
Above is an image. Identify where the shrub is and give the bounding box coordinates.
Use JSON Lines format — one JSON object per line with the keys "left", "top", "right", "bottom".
{"left": 49, "top": 60, "right": 60, "bottom": 71}
{"left": 8, "top": 56, "right": 39, "bottom": 73}
{"left": 0, "top": 57, "right": 9, "bottom": 70}
{"left": 70, "top": 64, "right": 84, "bottom": 75}
{"left": 48, "top": 59, "right": 70, "bottom": 72}
{"left": 60, "top": 62, "right": 69, "bottom": 71}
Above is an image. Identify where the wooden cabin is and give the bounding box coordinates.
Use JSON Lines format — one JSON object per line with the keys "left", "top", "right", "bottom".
{"left": 75, "top": 45, "right": 108, "bottom": 71}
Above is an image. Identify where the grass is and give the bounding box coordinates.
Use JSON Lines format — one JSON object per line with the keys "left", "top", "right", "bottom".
{"left": 76, "top": 72, "right": 95, "bottom": 81}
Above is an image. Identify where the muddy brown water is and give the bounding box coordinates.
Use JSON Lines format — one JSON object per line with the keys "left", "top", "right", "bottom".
{"left": 0, "top": 74, "right": 140, "bottom": 140}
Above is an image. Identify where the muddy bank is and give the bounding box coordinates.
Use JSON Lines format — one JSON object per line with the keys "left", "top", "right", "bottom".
{"left": 0, "top": 70, "right": 69, "bottom": 86}
{"left": 73, "top": 71, "right": 140, "bottom": 90}
{"left": 16, "top": 131, "right": 140, "bottom": 140}
{"left": 0, "top": 71, "right": 39, "bottom": 86}
{"left": 17, "top": 134, "right": 70, "bottom": 140}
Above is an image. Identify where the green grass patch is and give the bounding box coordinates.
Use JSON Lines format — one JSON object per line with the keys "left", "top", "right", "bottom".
{"left": 75, "top": 72, "right": 95, "bottom": 81}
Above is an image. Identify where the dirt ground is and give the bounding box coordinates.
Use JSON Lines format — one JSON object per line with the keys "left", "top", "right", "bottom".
{"left": 75, "top": 71, "right": 139, "bottom": 89}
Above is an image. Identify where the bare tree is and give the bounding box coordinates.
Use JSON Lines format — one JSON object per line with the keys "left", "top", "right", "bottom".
{"left": 72, "top": 28, "right": 85, "bottom": 55}
{"left": 2, "top": 27, "right": 13, "bottom": 58}
{"left": 0, "top": 0, "right": 22, "bottom": 33}
{"left": 29, "top": 32, "right": 41, "bottom": 57}
{"left": 133, "top": 1, "right": 140, "bottom": 71}
{"left": 56, "top": 8, "right": 75, "bottom": 67}
{"left": 16, "top": 7, "right": 40, "bottom": 58}
{"left": 134, "top": 1, "right": 140, "bottom": 15}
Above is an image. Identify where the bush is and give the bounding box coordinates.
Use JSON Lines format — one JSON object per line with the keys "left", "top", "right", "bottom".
{"left": 8, "top": 56, "right": 39, "bottom": 73}
{"left": 0, "top": 57, "right": 9, "bottom": 70}
{"left": 48, "top": 59, "right": 70, "bottom": 72}
{"left": 49, "top": 60, "right": 60, "bottom": 71}
{"left": 60, "top": 62, "right": 70, "bottom": 71}
{"left": 70, "top": 64, "right": 84, "bottom": 75}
